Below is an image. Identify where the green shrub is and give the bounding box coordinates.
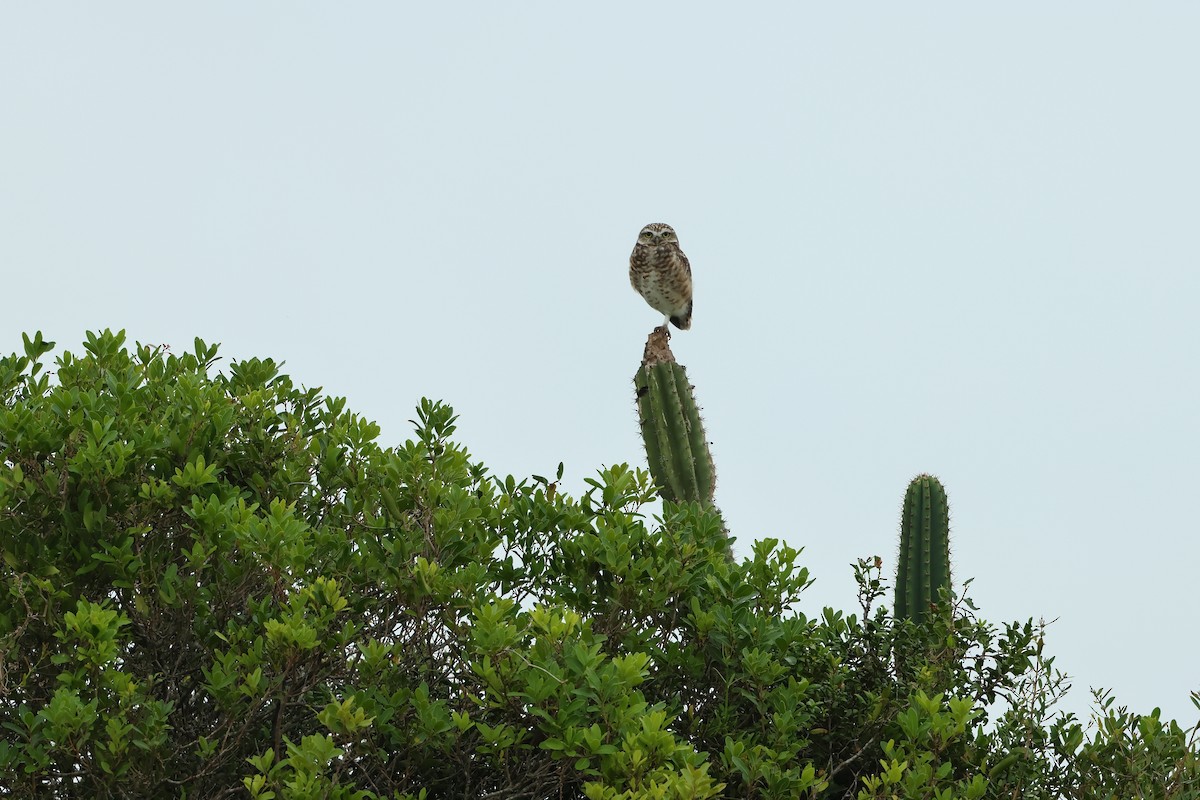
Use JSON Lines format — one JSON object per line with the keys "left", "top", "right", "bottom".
{"left": 1, "top": 331, "right": 1196, "bottom": 799}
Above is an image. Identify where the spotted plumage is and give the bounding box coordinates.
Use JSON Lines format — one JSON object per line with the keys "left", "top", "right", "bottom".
{"left": 629, "top": 222, "right": 693, "bottom": 330}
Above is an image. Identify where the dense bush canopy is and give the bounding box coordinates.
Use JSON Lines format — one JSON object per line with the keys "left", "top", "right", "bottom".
{"left": 1, "top": 330, "right": 1197, "bottom": 799}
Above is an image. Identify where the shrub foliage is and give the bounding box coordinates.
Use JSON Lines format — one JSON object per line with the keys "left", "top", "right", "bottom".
{"left": 1, "top": 330, "right": 1197, "bottom": 799}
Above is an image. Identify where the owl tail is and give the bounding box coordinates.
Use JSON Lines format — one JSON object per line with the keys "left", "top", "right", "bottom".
{"left": 669, "top": 300, "right": 693, "bottom": 331}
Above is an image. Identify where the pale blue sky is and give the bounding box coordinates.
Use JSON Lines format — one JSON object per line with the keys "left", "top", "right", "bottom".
{"left": 3, "top": 4, "right": 1198, "bottom": 726}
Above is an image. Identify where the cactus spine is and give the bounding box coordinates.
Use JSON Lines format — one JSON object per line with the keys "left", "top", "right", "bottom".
{"left": 895, "top": 474, "right": 951, "bottom": 623}
{"left": 633, "top": 328, "right": 715, "bottom": 506}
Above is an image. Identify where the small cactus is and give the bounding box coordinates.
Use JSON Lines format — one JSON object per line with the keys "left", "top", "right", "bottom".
{"left": 894, "top": 474, "right": 952, "bottom": 623}
{"left": 633, "top": 328, "right": 715, "bottom": 506}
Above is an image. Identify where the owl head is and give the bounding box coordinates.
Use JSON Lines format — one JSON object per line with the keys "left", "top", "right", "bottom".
{"left": 637, "top": 223, "right": 678, "bottom": 246}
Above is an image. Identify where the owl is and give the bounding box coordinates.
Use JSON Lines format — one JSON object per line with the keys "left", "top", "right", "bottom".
{"left": 629, "top": 222, "right": 693, "bottom": 330}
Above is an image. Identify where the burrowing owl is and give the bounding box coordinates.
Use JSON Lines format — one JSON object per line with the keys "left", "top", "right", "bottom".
{"left": 629, "top": 222, "right": 693, "bottom": 330}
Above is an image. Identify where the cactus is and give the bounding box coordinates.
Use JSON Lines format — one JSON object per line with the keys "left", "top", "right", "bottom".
{"left": 633, "top": 328, "right": 715, "bottom": 506}
{"left": 894, "top": 474, "right": 952, "bottom": 623}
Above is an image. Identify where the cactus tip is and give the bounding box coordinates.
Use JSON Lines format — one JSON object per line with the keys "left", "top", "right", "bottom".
{"left": 641, "top": 327, "right": 675, "bottom": 369}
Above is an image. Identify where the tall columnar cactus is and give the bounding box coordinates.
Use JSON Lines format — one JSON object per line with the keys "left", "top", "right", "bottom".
{"left": 633, "top": 328, "right": 715, "bottom": 506}
{"left": 894, "top": 474, "right": 952, "bottom": 624}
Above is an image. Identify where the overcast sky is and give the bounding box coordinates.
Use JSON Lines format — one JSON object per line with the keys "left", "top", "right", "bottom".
{"left": 3, "top": 4, "right": 1197, "bottom": 727}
